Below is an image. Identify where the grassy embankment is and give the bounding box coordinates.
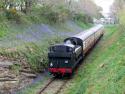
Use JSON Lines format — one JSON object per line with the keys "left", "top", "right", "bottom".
{"left": 64, "top": 25, "right": 125, "bottom": 94}
{"left": 0, "top": 24, "right": 64, "bottom": 72}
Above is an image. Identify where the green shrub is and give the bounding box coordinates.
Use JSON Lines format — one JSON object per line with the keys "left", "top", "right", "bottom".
{"left": 5, "top": 9, "right": 22, "bottom": 23}
{"left": 39, "top": 5, "right": 71, "bottom": 24}
{"left": 39, "top": 5, "right": 58, "bottom": 24}
{"left": 24, "top": 43, "right": 48, "bottom": 72}
{"left": 0, "top": 23, "right": 8, "bottom": 37}
{"left": 0, "top": 11, "right": 6, "bottom": 22}
{"left": 73, "top": 13, "right": 93, "bottom": 24}
{"left": 118, "top": 9, "right": 125, "bottom": 27}
{"left": 55, "top": 6, "right": 71, "bottom": 23}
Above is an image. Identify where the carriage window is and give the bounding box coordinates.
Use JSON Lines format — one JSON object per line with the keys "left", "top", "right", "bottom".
{"left": 71, "top": 39, "right": 77, "bottom": 45}
{"left": 65, "top": 39, "right": 77, "bottom": 45}
{"left": 83, "top": 41, "right": 86, "bottom": 49}
{"left": 65, "top": 40, "right": 72, "bottom": 44}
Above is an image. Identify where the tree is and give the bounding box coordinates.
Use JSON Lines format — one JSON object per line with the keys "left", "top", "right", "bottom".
{"left": 111, "top": 0, "right": 125, "bottom": 25}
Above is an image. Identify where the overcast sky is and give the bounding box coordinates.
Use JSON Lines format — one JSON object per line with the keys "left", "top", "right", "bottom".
{"left": 93, "top": 0, "right": 114, "bottom": 16}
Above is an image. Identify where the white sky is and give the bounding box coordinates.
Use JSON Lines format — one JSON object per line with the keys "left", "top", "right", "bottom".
{"left": 93, "top": 0, "right": 114, "bottom": 16}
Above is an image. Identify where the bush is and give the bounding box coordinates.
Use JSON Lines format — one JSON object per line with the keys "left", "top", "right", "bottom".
{"left": 118, "top": 9, "right": 125, "bottom": 27}
{"left": 73, "top": 13, "right": 93, "bottom": 24}
{"left": 39, "top": 5, "right": 59, "bottom": 24}
{"left": 0, "top": 23, "right": 8, "bottom": 37}
{"left": 55, "top": 6, "right": 71, "bottom": 23}
{"left": 5, "top": 8, "right": 22, "bottom": 23}
{"left": 0, "top": 11, "right": 7, "bottom": 22}
{"left": 0, "top": 12, "right": 8, "bottom": 37}
{"left": 0, "top": 12, "right": 8, "bottom": 38}
{"left": 24, "top": 43, "right": 48, "bottom": 72}
{"left": 39, "top": 5, "right": 71, "bottom": 24}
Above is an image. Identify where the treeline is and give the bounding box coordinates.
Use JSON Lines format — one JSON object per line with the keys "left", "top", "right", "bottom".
{"left": 0, "top": 0, "right": 102, "bottom": 24}
{"left": 111, "top": 0, "right": 125, "bottom": 26}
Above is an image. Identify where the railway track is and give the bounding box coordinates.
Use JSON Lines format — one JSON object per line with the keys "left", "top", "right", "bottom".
{"left": 38, "top": 77, "right": 68, "bottom": 94}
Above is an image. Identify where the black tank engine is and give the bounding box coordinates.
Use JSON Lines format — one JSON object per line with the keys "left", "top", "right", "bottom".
{"left": 48, "top": 25, "right": 104, "bottom": 76}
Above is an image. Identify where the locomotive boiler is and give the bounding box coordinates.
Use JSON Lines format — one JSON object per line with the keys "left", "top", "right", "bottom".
{"left": 48, "top": 25, "right": 104, "bottom": 76}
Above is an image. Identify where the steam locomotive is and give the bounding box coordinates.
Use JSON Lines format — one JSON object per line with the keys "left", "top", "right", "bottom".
{"left": 48, "top": 25, "right": 104, "bottom": 76}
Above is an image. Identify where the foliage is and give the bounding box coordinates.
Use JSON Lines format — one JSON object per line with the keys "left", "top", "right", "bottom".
{"left": 0, "top": 22, "right": 9, "bottom": 37}
{"left": 75, "top": 20, "right": 93, "bottom": 29}
{"left": 24, "top": 43, "right": 48, "bottom": 71}
{"left": 41, "top": 6, "right": 59, "bottom": 24}
{"left": 73, "top": 13, "right": 93, "bottom": 24}
{"left": 0, "top": 11, "right": 6, "bottom": 22}
{"left": 38, "top": 5, "right": 71, "bottom": 24}
{"left": 5, "top": 9, "right": 22, "bottom": 23}
{"left": 112, "top": 0, "right": 125, "bottom": 26}
{"left": 118, "top": 9, "right": 125, "bottom": 26}
{"left": 0, "top": 0, "right": 101, "bottom": 24}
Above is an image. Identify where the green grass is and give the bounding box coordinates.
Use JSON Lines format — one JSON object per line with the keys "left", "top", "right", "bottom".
{"left": 75, "top": 20, "right": 93, "bottom": 29}
{"left": 0, "top": 22, "right": 9, "bottom": 38}
{"left": 65, "top": 25, "right": 125, "bottom": 94}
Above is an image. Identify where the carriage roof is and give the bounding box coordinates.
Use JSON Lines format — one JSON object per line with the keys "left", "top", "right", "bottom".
{"left": 73, "top": 24, "right": 104, "bottom": 41}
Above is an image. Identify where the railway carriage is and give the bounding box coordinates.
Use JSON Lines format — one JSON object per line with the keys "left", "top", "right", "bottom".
{"left": 48, "top": 25, "right": 104, "bottom": 76}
